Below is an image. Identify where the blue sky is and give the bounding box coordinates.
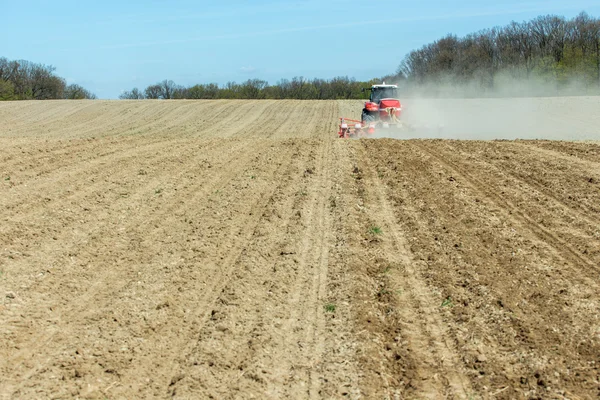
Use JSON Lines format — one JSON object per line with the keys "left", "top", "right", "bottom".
{"left": 3, "top": 0, "right": 599, "bottom": 99}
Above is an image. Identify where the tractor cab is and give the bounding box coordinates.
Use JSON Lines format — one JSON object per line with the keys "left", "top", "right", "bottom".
{"left": 370, "top": 85, "right": 398, "bottom": 103}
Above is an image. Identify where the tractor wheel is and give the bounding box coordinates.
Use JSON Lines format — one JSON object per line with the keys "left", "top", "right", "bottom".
{"left": 362, "top": 109, "right": 376, "bottom": 124}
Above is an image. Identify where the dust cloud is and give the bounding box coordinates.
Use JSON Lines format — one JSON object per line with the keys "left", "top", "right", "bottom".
{"left": 380, "top": 76, "right": 600, "bottom": 140}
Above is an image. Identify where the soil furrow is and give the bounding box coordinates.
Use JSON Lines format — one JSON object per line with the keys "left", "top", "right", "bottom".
{"left": 357, "top": 141, "right": 472, "bottom": 399}
{"left": 161, "top": 141, "right": 302, "bottom": 399}
{"left": 366, "top": 140, "right": 600, "bottom": 397}
{"left": 0, "top": 136, "right": 178, "bottom": 210}
{"left": 442, "top": 141, "right": 600, "bottom": 261}
{"left": 519, "top": 140, "right": 600, "bottom": 165}
{"left": 267, "top": 138, "right": 333, "bottom": 399}
{"left": 0, "top": 139, "right": 262, "bottom": 397}
{"left": 416, "top": 141, "right": 598, "bottom": 271}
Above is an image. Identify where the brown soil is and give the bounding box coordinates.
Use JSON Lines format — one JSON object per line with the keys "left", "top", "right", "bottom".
{"left": 1, "top": 100, "right": 599, "bottom": 399}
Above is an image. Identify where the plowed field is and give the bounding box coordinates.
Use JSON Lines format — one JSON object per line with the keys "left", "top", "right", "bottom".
{"left": 1, "top": 99, "right": 600, "bottom": 399}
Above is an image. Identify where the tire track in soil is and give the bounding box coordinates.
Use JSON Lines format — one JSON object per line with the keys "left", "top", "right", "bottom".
{"left": 517, "top": 140, "right": 600, "bottom": 166}
{"left": 505, "top": 141, "right": 600, "bottom": 183}
{"left": 0, "top": 137, "right": 229, "bottom": 284}
{"left": 500, "top": 141, "right": 600, "bottom": 217}
{"left": 166, "top": 144, "right": 336, "bottom": 398}
{"left": 158, "top": 141, "right": 301, "bottom": 398}
{"left": 0, "top": 137, "right": 192, "bottom": 268}
{"left": 167, "top": 105, "right": 353, "bottom": 399}
{"left": 478, "top": 156, "right": 600, "bottom": 228}
{"left": 366, "top": 141, "right": 600, "bottom": 398}
{"left": 325, "top": 139, "right": 406, "bottom": 399}
{"left": 1, "top": 137, "right": 224, "bottom": 346}
{"left": 416, "top": 141, "right": 598, "bottom": 273}
{"left": 0, "top": 101, "right": 96, "bottom": 136}
{"left": 0, "top": 139, "right": 265, "bottom": 397}
{"left": 4, "top": 102, "right": 312, "bottom": 394}
{"left": 204, "top": 101, "right": 273, "bottom": 138}
{"left": 443, "top": 141, "right": 600, "bottom": 256}
{"left": 0, "top": 137, "right": 200, "bottom": 275}
{"left": 0, "top": 138, "right": 93, "bottom": 165}
{"left": 412, "top": 143, "right": 600, "bottom": 360}
{"left": 320, "top": 140, "right": 364, "bottom": 398}
{"left": 224, "top": 100, "right": 298, "bottom": 139}
{"left": 165, "top": 142, "right": 307, "bottom": 398}
{"left": 10, "top": 101, "right": 150, "bottom": 137}
{"left": 300, "top": 138, "right": 333, "bottom": 399}
{"left": 266, "top": 137, "right": 333, "bottom": 399}
{"left": 0, "top": 100, "right": 232, "bottom": 138}
{"left": 240, "top": 112, "right": 338, "bottom": 395}
{"left": 356, "top": 141, "right": 472, "bottom": 399}
{"left": 305, "top": 137, "right": 363, "bottom": 399}
{"left": 90, "top": 139, "right": 285, "bottom": 395}
{"left": 87, "top": 100, "right": 225, "bottom": 138}
{"left": 0, "top": 136, "right": 179, "bottom": 211}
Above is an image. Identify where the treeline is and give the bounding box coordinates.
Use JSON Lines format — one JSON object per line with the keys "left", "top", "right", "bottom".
{"left": 0, "top": 57, "right": 96, "bottom": 100}
{"left": 119, "top": 11, "right": 600, "bottom": 100}
{"left": 398, "top": 12, "right": 600, "bottom": 92}
{"left": 120, "top": 76, "right": 376, "bottom": 100}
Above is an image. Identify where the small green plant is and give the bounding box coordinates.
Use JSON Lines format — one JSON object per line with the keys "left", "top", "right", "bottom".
{"left": 155, "top": 188, "right": 163, "bottom": 194}
{"left": 250, "top": 175, "right": 256, "bottom": 180}
{"left": 4, "top": 176, "right": 9, "bottom": 181}
{"left": 324, "top": 303, "right": 336, "bottom": 313}
{"left": 441, "top": 296, "right": 454, "bottom": 308}
{"left": 369, "top": 226, "right": 382, "bottom": 235}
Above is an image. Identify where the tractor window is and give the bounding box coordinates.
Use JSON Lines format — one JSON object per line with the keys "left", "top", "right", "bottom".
{"left": 371, "top": 87, "right": 397, "bottom": 102}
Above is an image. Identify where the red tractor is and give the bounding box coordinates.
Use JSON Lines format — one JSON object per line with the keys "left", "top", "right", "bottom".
{"left": 338, "top": 82, "right": 403, "bottom": 138}
{"left": 361, "top": 83, "right": 402, "bottom": 127}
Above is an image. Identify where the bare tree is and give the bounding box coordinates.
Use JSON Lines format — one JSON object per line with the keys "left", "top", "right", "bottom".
{"left": 144, "top": 84, "right": 162, "bottom": 99}
{"left": 119, "top": 87, "right": 144, "bottom": 99}
{"left": 64, "top": 83, "right": 96, "bottom": 99}
{"left": 159, "top": 79, "right": 178, "bottom": 99}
